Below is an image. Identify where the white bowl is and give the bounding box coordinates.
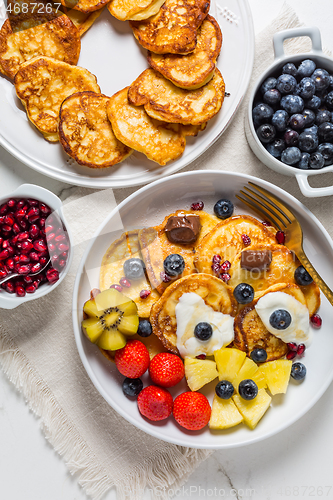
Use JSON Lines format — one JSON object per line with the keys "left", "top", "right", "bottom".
{"left": 0, "top": 184, "right": 73, "bottom": 309}
{"left": 73, "top": 170, "right": 333, "bottom": 449}
{"left": 245, "top": 26, "right": 333, "bottom": 198}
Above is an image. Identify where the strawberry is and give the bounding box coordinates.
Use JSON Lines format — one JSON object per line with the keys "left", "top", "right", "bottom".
{"left": 137, "top": 385, "right": 173, "bottom": 421}
{"left": 149, "top": 352, "right": 184, "bottom": 388}
{"left": 115, "top": 340, "right": 150, "bottom": 378}
{"left": 173, "top": 392, "right": 211, "bottom": 431}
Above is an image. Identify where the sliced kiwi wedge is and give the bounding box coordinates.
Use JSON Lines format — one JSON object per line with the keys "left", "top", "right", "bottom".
{"left": 81, "top": 289, "right": 139, "bottom": 350}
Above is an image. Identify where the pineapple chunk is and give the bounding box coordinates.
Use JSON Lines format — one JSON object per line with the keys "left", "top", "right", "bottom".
{"left": 209, "top": 395, "right": 243, "bottom": 430}
{"left": 234, "top": 357, "right": 266, "bottom": 391}
{"left": 260, "top": 360, "right": 292, "bottom": 395}
{"left": 233, "top": 388, "right": 272, "bottom": 429}
{"left": 214, "top": 348, "right": 246, "bottom": 384}
{"left": 185, "top": 358, "right": 218, "bottom": 391}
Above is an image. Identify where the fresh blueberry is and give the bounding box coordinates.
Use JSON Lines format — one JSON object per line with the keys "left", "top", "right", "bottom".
{"left": 325, "top": 91, "right": 333, "bottom": 110}
{"left": 329, "top": 75, "right": 333, "bottom": 88}
{"left": 309, "top": 151, "right": 325, "bottom": 169}
{"left": 315, "top": 108, "right": 332, "bottom": 125}
{"left": 318, "top": 122, "right": 333, "bottom": 142}
{"left": 233, "top": 283, "right": 254, "bottom": 304}
{"left": 317, "top": 143, "right": 333, "bottom": 166}
{"left": 266, "top": 138, "right": 286, "bottom": 158}
{"left": 302, "top": 109, "right": 316, "bottom": 127}
{"left": 276, "top": 74, "right": 297, "bottom": 94}
{"left": 238, "top": 379, "right": 258, "bottom": 400}
{"left": 299, "top": 77, "right": 316, "bottom": 99}
{"left": 256, "top": 123, "right": 276, "bottom": 143}
{"left": 284, "top": 129, "right": 299, "bottom": 146}
{"left": 263, "top": 89, "right": 281, "bottom": 106}
{"left": 252, "top": 103, "right": 274, "bottom": 126}
{"left": 214, "top": 199, "right": 234, "bottom": 219}
{"left": 269, "top": 309, "right": 292, "bottom": 330}
{"left": 163, "top": 254, "right": 185, "bottom": 277}
{"left": 137, "top": 319, "right": 152, "bottom": 337}
{"left": 305, "top": 95, "right": 321, "bottom": 110}
{"left": 194, "top": 322, "right": 213, "bottom": 341}
{"left": 288, "top": 113, "right": 305, "bottom": 130}
{"left": 215, "top": 380, "right": 234, "bottom": 399}
{"left": 123, "top": 258, "right": 145, "bottom": 279}
{"left": 122, "top": 377, "right": 143, "bottom": 397}
{"left": 291, "top": 362, "right": 307, "bottom": 381}
{"left": 281, "top": 146, "right": 301, "bottom": 165}
{"left": 280, "top": 95, "right": 304, "bottom": 114}
{"left": 311, "top": 68, "right": 330, "bottom": 91}
{"left": 298, "top": 131, "right": 318, "bottom": 152}
{"left": 282, "top": 62, "right": 297, "bottom": 77}
{"left": 250, "top": 348, "right": 267, "bottom": 363}
{"left": 304, "top": 125, "right": 318, "bottom": 135}
{"left": 297, "top": 152, "right": 310, "bottom": 169}
{"left": 294, "top": 265, "right": 313, "bottom": 285}
{"left": 297, "top": 59, "right": 316, "bottom": 78}
{"left": 260, "top": 77, "right": 277, "bottom": 94}
{"left": 272, "top": 110, "right": 289, "bottom": 131}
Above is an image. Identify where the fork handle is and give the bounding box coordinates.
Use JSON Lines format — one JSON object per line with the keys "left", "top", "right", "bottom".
{"left": 296, "top": 249, "right": 333, "bottom": 306}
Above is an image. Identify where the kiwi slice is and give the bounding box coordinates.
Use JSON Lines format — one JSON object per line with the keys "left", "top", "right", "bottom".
{"left": 81, "top": 289, "right": 139, "bottom": 350}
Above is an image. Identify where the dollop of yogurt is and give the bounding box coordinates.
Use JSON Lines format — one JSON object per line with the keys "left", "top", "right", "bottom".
{"left": 255, "top": 291, "right": 312, "bottom": 347}
{"left": 175, "top": 292, "right": 234, "bottom": 358}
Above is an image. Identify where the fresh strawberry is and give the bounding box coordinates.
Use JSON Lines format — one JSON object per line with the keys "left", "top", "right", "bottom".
{"left": 115, "top": 340, "right": 150, "bottom": 378}
{"left": 173, "top": 392, "right": 211, "bottom": 430}
{"left": 149, "top": 353, "right": 185, "bottom": 388}
{"left": 137, "top": 385, "right": 173, "bottom": 421}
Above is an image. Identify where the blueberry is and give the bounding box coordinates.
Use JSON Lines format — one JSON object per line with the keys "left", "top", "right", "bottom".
{"left": 291, "top": 362, "right": 307, "bottom": 381}
{"left": 122, "top": 377, "right": 143, "bottom": 397}
{"left": 304, "top": 125, "right": 318, "bottom": 135}
{"left": 260, "top": 77, "right": 277, "bottom": 94}
{"left": 257, "top": 123, "right": 276, "bottom": 143}
{"left": 329, "top": 75, "right": 333, "bottom": 89}
{"left": 315, "top": 109, "right": 331, "bottom": 125}
{"left": 250, "top": 348, "right": 267, "bottom": 363}
{"left": 194, "top": 322, "right": 213, "bottom": 341}
{"left": 276, "top": 74, "right": 297, "bottom": 94}
{"left": 272, "top": 110, "right": 289, "bottom": 131}
{"left": 233, "top": 283, "right": 254, "bottom": 304}
{"left": 309, "top": 151, "right": 325, "bottom": 169}
{"left": 302, "top": 109, "right": 316, "bottom": 127}
{"left": 325, "top": 91, "right": 333, "bottom": 110}
{"left": 137, "top": 319, "right": 152, "bottom": 337}
{"left": 163, "top": 254, "right": 185, "bottom": 277}
{"left": 298, "top": 131, "right": 318, "bottom": 152}
{"left": 297, "top": 59, "right": 316, "bottom": 78}
{"left": 238, "top": 379, "right": 258, "bottom": 400}
{"left": 311, "top": 68, "right": 330, "bottom": 91}
{"left": 266, "top": 138, "right": 286, "bottom": 158}
{"left": 280, "top": 95, "right": 304, "bottom": 114}
{"left": 282, "top": 62, "right": 297, "bottom": 77}
{"left": 284, "top": 129, "right": 299, "bottom": 146}
{"left": 281, "top": 146, "right": 301, "bottom": 165}
{"left": 318, "top": 122, "right": 333, "bottom": 142}
{"left": 263, "top": 89, "right": 281, "bottom": 106}
{"left": 269, "top": 309, "right": 292, "bottom": 330}
{"left": 288, "top": 113, "right": 305, "bottom": 130}
{"left": 294, "top": 265, "right": 313, "bottom": 286}
{"left": 214, "top": 199, "right": 234, "bottom": 219}
{"left": 252, "top": 103, "right": 274, "bottom": 126}
{"left": 305, "top": 95, "right": 321, "bottom": 110}
{"left": 123, "top": 258, "right": 145, "bottom": 279}
{"left": 215, "top": 380, "right": 234, "bottom": 399}
{"left": 297, "top": 152, "right": 310, "bottom": 169}
{"left": 317, "top": 143, "right": 333, "bottom": 166}
{"left": 299, "top": 77, "right": 316, "bottom": 99}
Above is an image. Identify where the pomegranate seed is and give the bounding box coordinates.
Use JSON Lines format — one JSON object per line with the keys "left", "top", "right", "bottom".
{"left": 7, "top": 199, "right": 16, "bottom": 209}
{"left": 29, "top": 225, "right": 40, "bottom": 239}
{"left": 211, "top": 262, "right": 221, "bottom": 274}
{"left": 0, "top": 203, "right": 8, "bottom": 215}
{"left": 21, "top": 241, "right": 33, "bottom": 253}
{"left": 55, "top": 227, "right": 63, "bottom": 235}
{"left": 12, "top": 223, "right": 21, "bottom": 234}
{"left": 15, "top": 209, "right": 26, "bottom": 221}
{"left": 48, "top": 242, "right": 56, "bottom": 252}
{"left": 55, "top": 259, "right": 66, "bottom": 269}
{"left": 33, "top": 280, "right": 40, "bottom": 289}
{"left": 46, "top": 268, "right": 59, "bottom": 284}
{"left": 0, "top": 249, "right": 9, "bottom": 260}
{"left": 26, "top": 284, "right": 36, "bottom": 293}
{"left": 220, "top": 272, "right": 231, "bottom": 282}
{"left": 44, "top": 225, "right": 53, "bottom": 234}
{"left": 297, "top": 344, "right": 306, "bottom": 356}
{"left": 160, "top": 271, "right": 171, "bottom": 283}
{"left": 191, "top": 201, "right": 204, "bottom": 211}
{"left": 0, "top": 237, "right": 2, "bottom": 246}
{"left": 0, "top": 269, "right": 8, "bottom": 278}
{"left": 40, "top": 257, "right": 48, "bottom": 266}
{"left": 57, "top": 243, "right": 69, "bottom": 252}
{"left": 13, "top": 255, "right": 19, "bottom": 263}
{"left": 30, "top": 262, "right": 42, "bottom": 273}
{"left": 119, "top": 277, "right": 131, "bottom": 288}
{"left": 5, "top": 282, "right": 15, "bottom": 294}
{"left": 196, "top": 354, "right": 206, "bottom": 360}
{"left": 2, "top": 225, "right": 12, "bottom": 235}
{"left": 18, "top": 219, "right": 27, "bottom": 229}
{"left": 16, "top": 200, "right": 25, "bottom": 210}
{"left": 39, "top": 203, "right": 51, "bottom": 215}
{"left": 61, "top": 251, "right": 68, "bottom": 259}
{"left": 6, "top": 258, "right": 14, "bottom": 270}
{"left": 19, "top": 254, "right": 30, "bottom": 263}
{"left": 51, "top": 254, "right": 59, "bottom": 263}
{"left": 15, "top": 285, "right": 26, "bottom": 297}
{"left": 220, "top": 260, "right": 231, "bottom": 271}
{"left": 241, "top": 234, "right": 251, "bottom": 246}
{"left": 286, "top": 350, "right": 297, "bottom": 360}
{"left": 287, "top": 342, "right": 297, "bottom": 351}
{"left": 24, "top": 275, "right": 33, "bottom": 284}
{"left": 54, "top": 233, "right": 66, "bottom": 243}
{"left": 212, "top": 254, "right": 221, "bottom": 264}
{"left": 11, "top": 235, "right": 19, "bottom": 245}
{"left": 140, "top": 289, "right": 151, "bottom": 299}
{"left": 29, "top": 252, "right": 40, "bottom": 262}
{"left": 33, "top": 239, "right": 47, "bottom": 252}
{"left": 6, "top": 245, "right": 14, "bottom": 256}
{"left": 276, "top": 231, "right": 285, "bottom": 244}
{"left": 27, "top": 199, "right": 39, "bottom": 207}
{"left": 46, "top": 232, "right": 55, "bottom": 242}
{"left": 110, "top": 284, "right": 122, "bottom": 292}
{"left": 310, "top": 313, "right": 322, "bottom": 328}
{"left": 39, "top": 217, "right": 46, "bottom": 228}
{"left": 18, "top": 264, "right": 31, "bottom": 274}
{"left": 17, "top": 231, "right": 29, "bottom": 242}
{"left": 262, "top": 220, "right": 272, "bottom": 227}
{"left": 4, "top": 214, "right": 15, "bottom": 226}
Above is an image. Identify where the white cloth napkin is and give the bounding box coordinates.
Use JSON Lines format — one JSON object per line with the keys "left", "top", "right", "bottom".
{"left": 2, "top": 5, "right": 332, "bottom": 500}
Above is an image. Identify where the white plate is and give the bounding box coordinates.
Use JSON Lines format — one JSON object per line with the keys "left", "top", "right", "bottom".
{"left": 0, "top": 0, "right": 254, "bottom": 188}
{"left": 72, "top": 170, "right": 333, "bottom": 449}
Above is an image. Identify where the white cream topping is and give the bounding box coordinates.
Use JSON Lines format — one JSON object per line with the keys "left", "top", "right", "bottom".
{"left": 175, "top": 292, "right": 234, "bottom": 358}
{"left": 255, "top": 291, "right": 312, "bottom": 347}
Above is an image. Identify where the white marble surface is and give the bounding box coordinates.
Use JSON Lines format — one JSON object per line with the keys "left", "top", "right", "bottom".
{"left": 1, "top": 1, "right": 333, "bottom": 499}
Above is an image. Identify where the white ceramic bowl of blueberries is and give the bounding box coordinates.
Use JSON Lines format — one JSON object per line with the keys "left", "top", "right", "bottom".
{"left": 245, "top": 26, "right": 333, "bottom": 197}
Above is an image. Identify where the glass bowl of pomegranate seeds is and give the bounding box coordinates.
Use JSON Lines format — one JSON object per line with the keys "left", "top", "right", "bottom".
{"left": 0, "top": 184, "right": 73, "bottom": 309}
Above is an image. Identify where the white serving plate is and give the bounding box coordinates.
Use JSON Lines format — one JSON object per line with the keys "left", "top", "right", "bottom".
{"left": 73, "top": 170, "right": 333, "bottom": 449}
{"left": 0, "top": 0, "right": 254, "bottom": 188}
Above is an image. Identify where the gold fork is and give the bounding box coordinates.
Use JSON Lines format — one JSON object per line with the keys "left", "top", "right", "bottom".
{"left": 236, "top": 182, "right": 333, "bottom": 306}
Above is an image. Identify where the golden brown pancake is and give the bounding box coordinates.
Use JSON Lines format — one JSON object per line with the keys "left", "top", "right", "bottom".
{"left": 65, "top": 7, "right": 106, "bottom": 36}
{"left": 61, "top": 0, "right": 109, "bottom": 13}
{"left": 108, "top": 0, "right": 165, "bottom": 21}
